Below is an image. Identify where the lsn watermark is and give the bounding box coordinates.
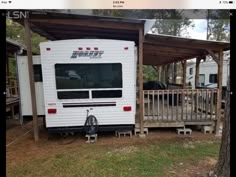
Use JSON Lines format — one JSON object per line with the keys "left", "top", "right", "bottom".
{"left": 6, "top": 11, "right": 29, "bottom": 19}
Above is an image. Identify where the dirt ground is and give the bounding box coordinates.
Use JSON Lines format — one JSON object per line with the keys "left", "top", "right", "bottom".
{"left": 6, "top": 119, "right": 221, "bottom": 177}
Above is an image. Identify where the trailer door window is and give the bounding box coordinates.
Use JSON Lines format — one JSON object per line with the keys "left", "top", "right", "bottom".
{"left": 189, "top": 68, "right": 193, "bottom": 75}
{"left": 55, "top": 63, "right": 122, "bottom": 89}
{"left": 33, "top": 65, "right": 43, "bottom": 82}
{"left": 209, "top": 74, "right": 218, "bottom": 83}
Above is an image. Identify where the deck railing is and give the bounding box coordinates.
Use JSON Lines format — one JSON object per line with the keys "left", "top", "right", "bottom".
{"left": 143, "top": 89, "right": 218, "bottom": 122}
{"left": 6, "top": 77, "right": 18, "bottom": 97}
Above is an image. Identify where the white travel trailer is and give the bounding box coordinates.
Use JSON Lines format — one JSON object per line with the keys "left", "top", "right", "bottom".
{"left": 17, "top": 39, "right": 137, "bottom": 133}
{"left": 186, "top": 58, "right": 230, "bottom": 88}
{"left": 17, "top": 56, "right": 45, "bottom": 117}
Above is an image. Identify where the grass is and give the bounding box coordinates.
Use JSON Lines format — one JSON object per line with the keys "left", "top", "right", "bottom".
{"left": 7, "top": 140, "right": 220, "bottom": 177}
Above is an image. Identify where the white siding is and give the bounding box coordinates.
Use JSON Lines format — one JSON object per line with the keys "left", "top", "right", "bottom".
{"left": 17, "top": 56, "right": 45, "bottom": 116}
{"left": 40, "top": 39, "right": 137, "bottom": 128}
{"left": 186, "top": 60, "right": 229, "bottom": 88}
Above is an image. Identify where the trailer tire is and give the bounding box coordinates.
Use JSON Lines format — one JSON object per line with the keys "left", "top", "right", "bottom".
{"left": 84, "top": 115, "right": 99, "bottom": 135}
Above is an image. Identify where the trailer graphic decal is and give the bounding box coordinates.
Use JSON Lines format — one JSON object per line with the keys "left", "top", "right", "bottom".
{"left": 70, "top": 50, "right": 104, "bottom": 59}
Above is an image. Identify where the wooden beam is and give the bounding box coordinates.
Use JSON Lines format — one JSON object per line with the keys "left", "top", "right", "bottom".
{"left": 143, "top": 44, "right": 203, "bottom": 55}
{"left": 206, "top": 49, "right": 219, "bottom": 65}
{"left": 36, "top": 23, "right": 137, "bottom": 34}
{"left": 144, "top": 40, "right": 226, "bottom": 51}
{"left": 151, "top": 65, "right": 158, "bottom": 73}
{"left": 138, "top": 28, "right": 145, "bottom": 137}
{"left": 195, "top": 58, "right": 201, "bottom": 88}
{"left": 52, "top": 31, "right": 137, "bottom": 41}
{"left": 31, "top": 26, "right": 57, "bottom": 40}
{"left": 182, "top": 60, "right": 187, "bottom": 88}
{"left": 24, "top": 19, "right": 39, "bottom": 142}
{"left": 143, "top": 56, "right": 179, "bottom": 65}
{"left": 215, "top": 50, "right": 224, "bottom": 135}
{"left": 29, "top": 19, "right": 142, "bottom": 31}
{"left": 144, "top": 51, "right": 195, "bottom": 58}
{"left": 143, "top": 53, "right": 207, "bottom": 66}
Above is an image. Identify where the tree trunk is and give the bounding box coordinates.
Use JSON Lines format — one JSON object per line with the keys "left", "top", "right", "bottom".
{"left": 209, "top": 77, "right": 230, "bottom": 177}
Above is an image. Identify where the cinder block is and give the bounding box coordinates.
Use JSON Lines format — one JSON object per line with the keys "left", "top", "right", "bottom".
{"left": 177, "top": 128, "right": 192, "bottom": 135}
{"left": 134, "top": 128, "right": 148, "bottom": 136}
{"left": 201, "top": 126, "right": 214, "bottom": 134}
{"left": 116, "top": 130, "right": 132, "bottom": 138}
{"left": 85, "top": 134, "right": 97, "bottom": 143}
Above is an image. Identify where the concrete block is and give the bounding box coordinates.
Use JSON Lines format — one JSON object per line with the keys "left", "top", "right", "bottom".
{"left": 85, "top": 134, "right": 97, "bottom": 143}
{"left": 201, "top": 126, "right": 214, "bottom": 134}
{"left": 116, "top": 130, "right": 132, "bottom": 138}
{"left": 134, "top": 128, "right": 148, "bottom": 136}
{"left": 177, "top": 128, "right": 192, "bottom": 135}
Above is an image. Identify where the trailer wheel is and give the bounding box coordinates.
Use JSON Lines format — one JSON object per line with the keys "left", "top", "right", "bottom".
{"left": 84, "top": 115, "right": 99, "bottom": 135}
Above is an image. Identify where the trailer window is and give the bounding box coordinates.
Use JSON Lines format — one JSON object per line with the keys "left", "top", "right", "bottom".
{"left": 33, "top": 65, "right": 43, "bottom": 82}
{"left": 55, "top": 63, "right": 122, "bottom": 89}
{"left": 189, "top": 68, "right": 193, "bottom": 75}
{"left": 92, "top": 90, "right": 122, "bottom": 98}
{"left": 209, "top": 74, "right": 218, "bottom": 83}
{"left": 57, "top": 91, "right": 89, "bottom": 99}
{"left": 199, "top": 74, "right": 205, "bottom": 86}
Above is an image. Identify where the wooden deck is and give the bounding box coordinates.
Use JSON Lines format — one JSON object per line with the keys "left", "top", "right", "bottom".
{"left": 6, "top": 96, "right": 19, "bottom": 106}
{"left": 6, "top": 76, "right": 19, "bottom": 119}
{"left": 136, "top": 89, "right": 217, "bottom": 128}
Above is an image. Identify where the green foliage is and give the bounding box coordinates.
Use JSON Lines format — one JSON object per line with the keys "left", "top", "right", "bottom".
{"left": 6, "top": 19, "right": 47, "bottom": 54}
{"left": 206, "top": 10, "right": 230, "bottom": 41}
{"left": 8, "top": 58, "right": 16, "bottom": 77}
{"left": 143, "top": 65, "right": 158, "bottom": 82}
{"left": 153, "top": 10, "right": 194, "bottom": 37}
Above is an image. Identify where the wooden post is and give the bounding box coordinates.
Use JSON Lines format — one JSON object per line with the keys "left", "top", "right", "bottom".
{"left": 182, "top": 60, "right": 187, "bottom": 89}
{"left": 162, "top": 65, "right": 165, "bottom": 83}
{"left": 24, "top": 19, "right": 39, "bottom": 142}
{"left": 138, "top": 28, "right": 145, "bottom": 137}
{"left": 173, "top": 63, "right": 177, "bottom": 83}
{"left": 195, "top": 58, "right": 201, "bottom": 88}
{"left": 166, "top": 65, "right": 169, "bottom": 84}
{"left": 182, "top": 61, "right": 187, "bottom": 117}
{"left": 159, "top": 66, "right": 161, "bottom": 82}
{"left": 215, "top": 50, "right": 223, "bottom": 135}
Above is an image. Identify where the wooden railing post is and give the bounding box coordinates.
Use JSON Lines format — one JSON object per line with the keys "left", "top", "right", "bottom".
{"left": 138, "top": 28, "right": 145, "bottom": 137}
{"left": 195, "top": 58, "right": 201, "bottom": 88}
{"left": 215, "top": 50, "right": 223, "bottom": 135}
{"left": 182, "top": 60, "right": 187, "bottom": 89}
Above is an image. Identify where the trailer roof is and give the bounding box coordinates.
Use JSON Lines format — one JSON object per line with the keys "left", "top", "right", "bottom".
{"left": 143, "top": 33, "right": 230, "bottom": 66}
{"left": 6, "top": 38, "right": 26, "bottom": 56}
